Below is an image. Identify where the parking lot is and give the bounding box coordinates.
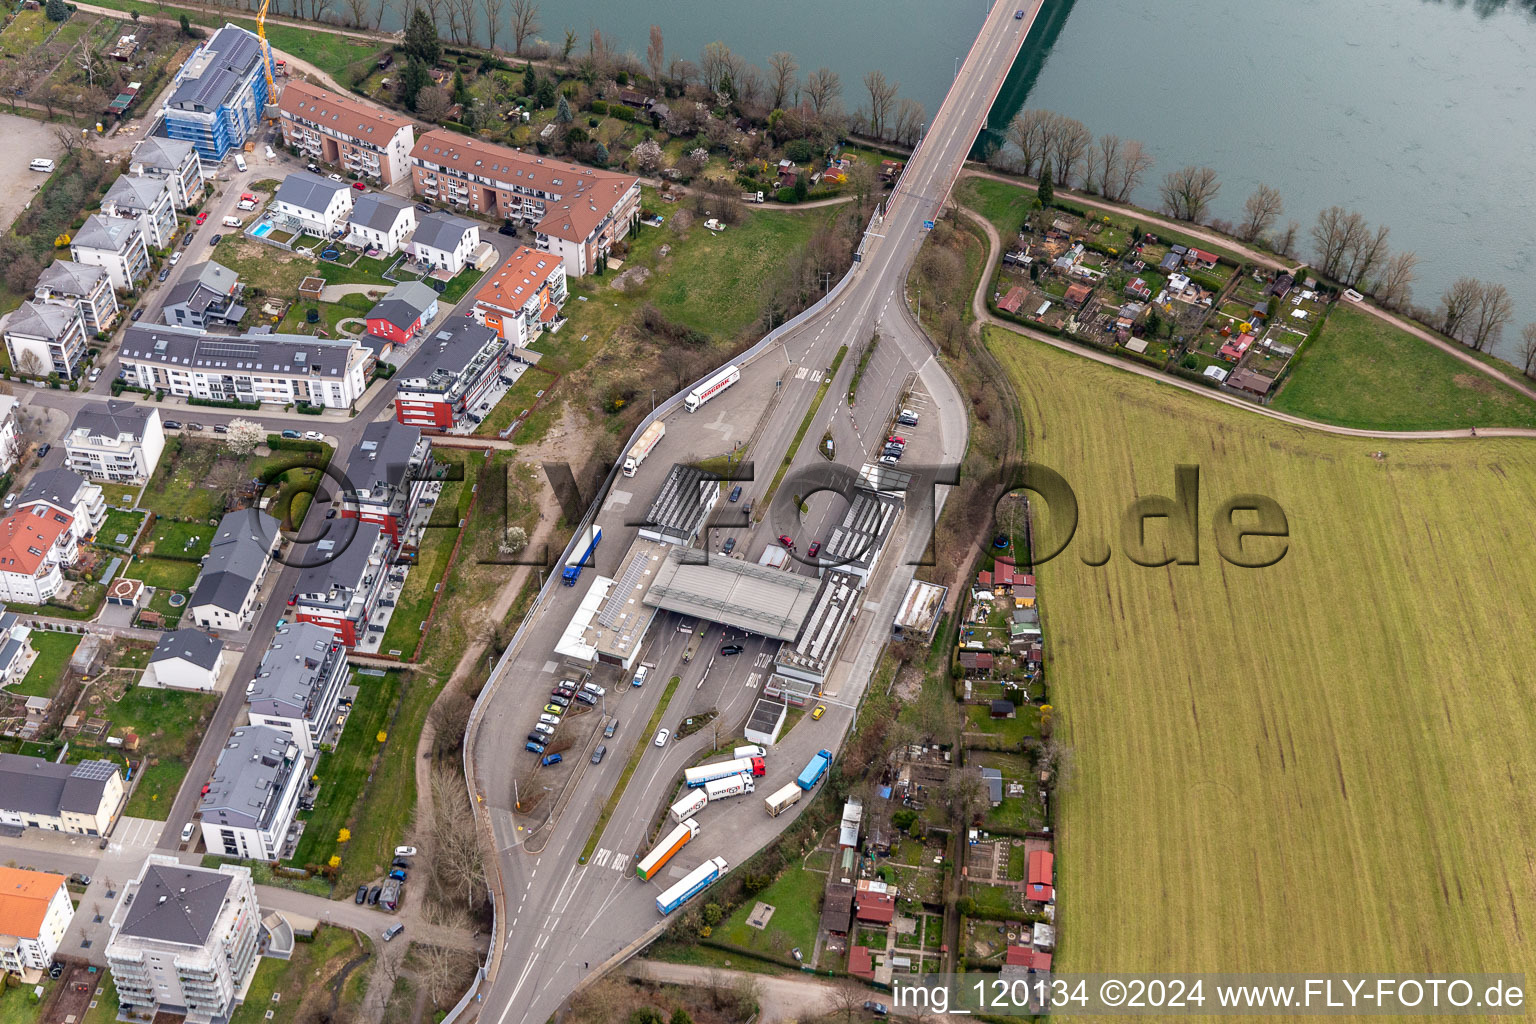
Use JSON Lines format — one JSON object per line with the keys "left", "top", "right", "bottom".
{"left": 0, "top": 112, "right": 65, "bottom": 234}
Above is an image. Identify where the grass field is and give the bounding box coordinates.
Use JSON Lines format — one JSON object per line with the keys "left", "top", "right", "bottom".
{"left": 228, "top": 925, "right": 370, "bottom": 1024}
{"left": 716, "top": 859, "right": 826, "bottom": 957}
{"left": 988, "top": 325, "right": 1536, "bottom": 983}
{"left": 96, "top": 508, "right": 146, "bottom": 551}
{"left": 10, "top": 631, "right": 80, "bottom": 698}
{"left": 1271, "top": 303, "right": 1536, "bottom": 430}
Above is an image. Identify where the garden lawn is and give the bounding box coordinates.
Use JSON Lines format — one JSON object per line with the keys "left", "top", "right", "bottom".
{"left": 138, "top": 517, "right": 213, "bottom": 560}
{"left": 963, "top": 702, "right": 1041, "bottom": 745}
{"left": 142, "top": 440, "right": 330, "bottom": 521}
{"left": 989, "top": 324, "right": 1536, "bottom": 980}
{"left": 11, "top": 631, "right": 80, "bottom": 699}
{"left": 376, "top": 472, "right": 465, "bottom": 658}
{"left": 123, "top": 556, "right": 201, "bottom": 592}
{"left": 0, "top": 9, "right": 50, "bottom": 56}
{"left": 716, "top": 862, "right": 827, "bottom": 957}
{"left": 96, "top": 508, "right": 146, "bottom": 551}
{"left": 90, "top": 686, "right": 219, "bottom": 819}
{"left": 1271, "top": 303, "right": 1536, "bottom": 430}
{"left": 228, "top": 925, "right": 370, "bottom": 1024}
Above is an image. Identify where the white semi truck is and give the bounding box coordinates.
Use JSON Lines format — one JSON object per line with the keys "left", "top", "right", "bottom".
{"left": 684, "top": 365, "right": 741, "bottom": 412}
{"left": 703, "top": 772, "right": 755, "bottom": 801}
{"left": 622, "top": 421, "right": 666, "bottom": 477}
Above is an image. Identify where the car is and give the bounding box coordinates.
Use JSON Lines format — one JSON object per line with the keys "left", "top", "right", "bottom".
{"left": 164, "top": 420, "right": 183, "bottom": 430}
{"left": 157, "top": 268, "right": 170, "bottom": 282}
{"left": 543, "top": 703, "right": 564, "bottom": 716}
{"left": 574, "top": 691, "right": 598, "bottom": 706}
{"left": 632, "top": 665, "right": 649, "bottom": 687}
{"left": 1014, "top": 7, "right": 1024, "bottom": 17}
{"left": 778, "top": 534, "right": 795, "bottom": 548}
{"left": 1, "top": 495, "right": 13, "bottom": 512}
{"left": 728, "top": 485, "right": 742, "bottom": 502}
{"left": 722, "top": 537, "right": 736, "bottom": 554}
{"left": 181, "top": 233, "right": 194, "bottom": 247}
{"left": 383, "top": 923, "right": 404, "bottom": 942}
{"left": 36, "top": 443, "right": 49, "bottom": 457}
{"left": 180, "top": 822, "right": 196, "bottom": 842}
{"left": 498, "top": 223, "right": 518, "bottom": 236}
{"left": 416, "top": 202, "right": 432, "bottom": 213}
{"left": 392, "top": 857, "right": 411, "bottom": 869}
{"left": 549, "top": 694, "right": 571, "bottom": 707}
{"left": 879, "top": 455, "right": 899, "bottom": 466}
{"left": 394, "top": 846, "right": 417, "bottom": 857}
{"left": 792, "top": 947, "right": 803, "bottom": 962}
{"left": 186, "top": 422, "right": 204, "bottom": 431}
{"left": 527, "top": 732, "right": 548, "bottom": 744}
{"left": 533, "top": 722, "right": 555, "bottom": 736}
{"left": 525, "top": 740, "right": 545, "bottom": 753}
{"left": 582, "top": 682, "right": 605, "bottom": 696}
{"left": 591, "top": 744, "right": 606, "bottom": 764}
{"left": 352, "top": 181, "right": 367, "bottom": 191}
{"left": 807, "top": 541, "right": 821, "bottom": 557}
{"left": 539, "top": 713, "right": 561, "bottom": 726}
{"left": 355, "top": 885, "right": 369, "bottom": 904}
{"left": 195, "top": 211, "right": 209, "bottom": 225}
{"left": 169, "top": 252, "right": 181, "bottom": 266}
{"left": 329, "top": 172, "right": 344, "bottom": 181}
{"left": 213, "top": 424, "right": 228, "bottom": 434}
{"left": 210, "top": 234, "right": 222, "bottom": 245}
{"left": 551, "top": 686, "right": 575, "bottom": 698}
{"left": 281, "top": 429, "right": 301, "bottom": 439}
{"left": 130, "top": 307, "right": 144, "bottom": 321}
{"left": 864, "top": 1001, "right": 889, "bottom": 1016}
{"left": 887, "top": 435, "right": 905, "bottom": 445}
{"left": 89, "top": 368, "right": 101, "bottom": 382}
{"left": 541, "top": 753, "right": 562, "bottom": 766}
{"left": 813, "top": 704, "right": 827, "bottom": 720}
{"left": 303, "top": 430, "right": 325, "bottom": 441}
{"left": 654, "top": 728, "right": 669, "bottom": 746}
{"left": 368, "top": 885, "right": 383, "bottom": 905}
{"left": 720, "top": 644, "right": 744, "bottom": 656}
{"left": 898, "top": 409, "right": 919, "bottom": 425}
{"left": 604, "top": 719, "right": 619, "bottom": 738}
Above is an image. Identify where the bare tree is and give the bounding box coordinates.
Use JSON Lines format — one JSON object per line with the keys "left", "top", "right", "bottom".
{"left": 1521, "top": 323, "right": 1536, "bottom": 378}
{"left": 645, "top": 24, "right": 665, "bottom": 87}
{"left": 1159, "top": 165, "right": 1220, "bottom": 222}
{"left": 453, "top": 0, "right": 477, "bottom": 44}
{"left": 1341, "top": 223, "right": 1390, "bottom": 288}
{"left": 479, "top": 0, "right": 505, "bottom": 51}
{"left": 1092, "top": 133, "right": 1122, "bottom": 196}
{"left": 15, "top": 350, "right": 45, "bottom": 378}
{"left": 767, "top": 50, "right": 797, "bottom": 110}
{"left": 373, "top": 952, "right": 404, "bottom": 1011}
{"left": 1310, "top": 206, "right": 1360, "bottom": 280}
{"left": 862, "top": 69, "right": 897, "bottom": 138}
{"left": 418, "top": 946, "right": 471, "bottom": 1007}
{"left": 428, "top": 689, "right": 473, "bottom": 758}
{"left": 942, "top": 769, "right": 986, "bottom": 827}
{"left": 1106, "top": 139, "right": 1152, "bottom": 203}
{"left": 1440, "top": 276, "right": 1482, "bottom": 341}
{"left": 74, "top": 46, "right": 104, "bottom": 87}
{"left": 1275, "top": 219, "right": 1300, "bottom": 258}
{"left": 416, "top": 84, "right": 451, "bottom": 121}
{"left": 892, "top": 97, "right": 924, "bottom": 147}
{"left": 1238, "top": 183, "right": 1283, "bottom": 242}
{"left": 1005, "top": 108, "right": 1051, "bottom": 178}
{"left": 802, "top": 66, "right": 840, "bottom": 118}
{"left": 831, "top": 986, "right": 866, "bottom": 1023}
{"left": 52, "top": 124, "right": 82, "bottom": 156}
{"left": 428, "top": 766, "right": 486, "bottom": 910}
{"left": 560, "top": 26, "right": 576, "bottom": 62}
{"left": 1049, "top": 115, "right": 1091, "bottom": 188}
{"left": 1375, "top": 250, "right": 1417, "bottom": 309}
{"left": 1470, "top": 282, "right": 1514, "bottom": 353}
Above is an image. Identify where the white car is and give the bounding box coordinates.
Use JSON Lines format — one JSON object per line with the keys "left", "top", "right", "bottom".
{"left": 538, "top": 713, "right": 561, "bottom": 726}
{"left": 654, "top": 728, "right": 669, "bottom": 747}
{"left": 533, "top": 722, "right": 555, "bottom": 736}
{"left": 394, "top": 846, "right": 417, "bottom": 857}
{"left": 88, "top": 368, "right": 101, "bottom": 382}
{"left": 180, "top": 822, "right": 196, "bottom": 843}
{"left": 328, "top": 173, "right": 343, "bottom": 181}
{"left": 303, "top": 430, "right": 325, "bottom": 441}
{"left": 581, "top": 682, "right": 605, "bottom": 697}
{"left": 169, "top": 252, "right": 181, "bottom": 265}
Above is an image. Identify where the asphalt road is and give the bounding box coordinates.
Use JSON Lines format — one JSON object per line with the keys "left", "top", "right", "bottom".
{"left": 465, "top": 3, "right": 1038, "bottom": 1022}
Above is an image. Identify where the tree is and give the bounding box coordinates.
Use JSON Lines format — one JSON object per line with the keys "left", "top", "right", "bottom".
{"left": 645, "top": 24, "right": 665, "bottom": 87}
{"left": 1005, "top": 109, "right": 1051, "bottom": 178}
{"left": 74, "top": 46, "right": 103, "bottom": 87}
{"left": 534, "top": 76, "right": 555, "bottom": 109}
{"left": 342, "top": 0, "right": 368, "bottom": 27}
{"left": 418, "top": 945, "right": 471, "bottom": 1007}
{"left": 522, "top": 64, "right": 538, "bottom": 97}
{"left": 892, "top": 97, "right": 924, "bottom": 147}
{"left": 941, "top": 769, "right": 986, "bottom": 826}
{"left": 16, "top": 351, "right": 45, "bottom": 378}
{"left": 1341, "top": 224, "right": 1390, "bottom": 288}
{"left": 560, "top": 27, "right": 576, "bottom": 63}
{"left": 1036, "top": 159, "right": 1054, "bottom": 208}
{"left": 499, "top": 525, "right": 528, "bottom": 555}
{"left": 1049, "top": 115, "right": 1091, "bottom": 187}
{"left": 862, "top": 69, "right": 897, "bottom": 138}
{"left": 593, "top": 141, "right": 609, "bottom": 166}
{"left": 631, "top": 137, "right": 663, "bottom": 173}
{"left": 1159, "top": 165, "right": 1220, "bottom": 222}
{"left": 669, "top": 1010, "right": 693, "bottom": 1024}
{"left": 45, "top": 0, "right": 68, "bottom": 20}
{"left": 1376, "top": 250, "right": 1417, "bottom": 309}
{"left": 767, "top": 50, "right": 797, "bottom": 110}
{"left": 397, "top": 58, "right": 430, "bottom": 110}
{"left": 415, "top": 84, "right": 451, "bottom": 122}
{"left": 428, "top": 688, "right": 473, "bottom": 758}
{"left": 337, "top": 827, "right": 351, "bottom": 843}
{"left": 1440, "top": 276, "right": 1481, "bottom": 341}
{"left": 224, "top": 418, "right": 265, "bottom": 456}
{"left": 178, "top": 12, "right": 192, "bottom": 35}
{"left": 52, "top": 124, "right": 82, "bottom": 156}
{"left": 1109, "top": 139, "right": 1153, "bottom": 203}
{"left": 831, "top": 986, "right": 866, "bottom": 1023}
{"left": 1521, "top": 323, "right": 1536, "bottom": 378}
{"left": 1239, "top": 183, "right": 1283, "bottom": 242}
{"left": 404, "top": 7, "right": 441, "bottom": 66}
{"left": 1470, "top": 281, "right": 1514, "bottom": 353}
{"left": 803, "top": 66, "right": 840, "bottom": 118}
{"left": 1311, "top": 206, "right": 1366, "bottom": 280}
{"left": 509, "top": 0, "right": 538, "bottom": 55}
{"left": 1276, "top": 219, "right": 1300, "bottom": 258}
{"left": 452, "top": 70, "right": 470, "bottom": 107}
{"left": 555, "top": 93, "right": 572, "bottom": 124}
{"left": 479, "top": 0, "right": 506, "bottom": 51}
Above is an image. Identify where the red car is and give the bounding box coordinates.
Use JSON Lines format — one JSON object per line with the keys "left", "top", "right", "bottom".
{"left": 352, "top": 181, "right": 367, "bottom": 191}
{"left": 887, "top": 435, "right": 905, "bottom": 445}
{"left": 195, "top": 211, "right": 209, "bottom": 225}
{"left": 778, "top": 534, "right": 794, "bottom": 548}
{"left": 807, "top": 541, "right": 821, "bottom": 557}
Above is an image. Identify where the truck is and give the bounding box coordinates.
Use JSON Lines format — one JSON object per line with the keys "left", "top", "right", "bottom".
{"left": 733, "top": 744, "right": 766, "bottom": 759}
{"left": 764, "top": 781, "right": 803, "bottom": 817}
{"left": 636, "top": 818, "right": 700, "bottom": 881}
{"left": 703, "top": 772, "right": 755, "bottom": 801}
{"left": 684, "top": 365, "right": 741, "bottom": 413}
{"left": 796, "top": 749, "right": 833, "bottom": 790}
{"left": 683, "top": 756, "right": 766, "bottom": 788}
{"left": 669, "top": 789, "right": 708, "bottom": 824}
{"left": 656, "top": 856, "right": 728, "bottom": 915}
{"left": 622, "top": 421, "right": 665, "bottom": 477}
{"left": 741, "top": 191, "right": 765, "bottom": 204}
{"left": 561, "top": 525, "right": 602, "bottom": 585}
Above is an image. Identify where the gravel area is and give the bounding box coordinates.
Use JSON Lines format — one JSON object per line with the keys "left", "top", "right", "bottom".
{"left": 0, "top": 112, "right": 66, "bottom": 235}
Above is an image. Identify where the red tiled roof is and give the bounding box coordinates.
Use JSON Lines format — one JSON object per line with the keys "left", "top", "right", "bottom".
{"left": 0, "top": 866, "right": 65, "bottom": 939}
{"left": 280, "top": 80, "right": 413, "bottom": 144}
{"left": 855, "top": 890, "right": 896, "bottom": 923}
{"left": 977, "top": 570, "right": 993, "bottom": 587}
{"left": 998, "top": 286, "right": 1028, "bottom": 314}
{"left": 1006, "top": 945, "right": 1053, "bottom": 970}
{"left": 0, "top": 508, "right": 72, "bottom": 577}
{"left": 477, "top": 246, "right": 560, "bottom": 314}
{"left": 849, "top": 945, "right": 875, "bottom": 979}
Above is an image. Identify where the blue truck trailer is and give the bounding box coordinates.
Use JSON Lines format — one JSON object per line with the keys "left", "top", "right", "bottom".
{"left": 796, "top": 748, "right": 833, "bottom": 790}
{"left": 561, "top": 525, "right": 602, "bottom": 585}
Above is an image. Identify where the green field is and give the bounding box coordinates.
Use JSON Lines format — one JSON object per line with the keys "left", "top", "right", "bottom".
{"left": 10, "top": 631, "right": 81, "bottom": 699}
{"left": 96, "top": 508, "right": 147, "bottom": 551}
{"left": 228, "top": 925, "right": 370, "bottom": 1024}
{"left": 1272, "top": 303, "right": 1536, "bottom": 430}
{"left": 123, "top": 556, "right": 201, "bottom": 591}
{"left": 716, "top": 859, "right": 827, "bottom": 957}
{"left": 988, "top": 325, "right": 1536, "bottom": 982}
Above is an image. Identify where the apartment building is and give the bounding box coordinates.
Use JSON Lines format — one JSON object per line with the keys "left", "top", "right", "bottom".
{"left": 162, "top": 24, "right": 270, "bottom": 161}
{"left": 0, "top": 754, "right": 123, "bottom": 835}
{"left": 472, "top": 245, "right": 567, "bottom": 346}
{"left": 272, "top": 171, "right": 355, "bottom": 238}
{"left": 346, "top": 191, "right": 416, "bottom": 255}
{"left": 245, "top": 622, "right": 348, "bottom": 757}
{"left": 408, "top": 129, "right": 640, "bottom": 277}
{"left": 0, "top": 397, "right": 17, "bottom": 476}
{"left": 70, "top": 213, "right": 151, "bottom": 292}
{"left": 160, "top": 260, "right": 246, "bottom": 330}
{"left": 278, "top": 80, "right": 416, "bottom": 185}
{"left": 0, "top": 867, "right": 72, "bottom": 982}
{"left": 105, "top": 856, "right": 260, "bottom": 1024}
{"left": 394, "top": 320, "right": 507, "bottom": 430}
{"left": 409, "top": 210, "right": 478, "bottom": 273}
{"left": 119, "top": 325, "right": 368, "bottom": 409}
{"left": 34, "top": 260, "right": 119, "bottom": 335}
{"left": 288, "top": 522, "right": 392, "bottom": 647}
{"left": 0, "top": 506, "right": 78, "bottom": 604}
{"left": 199, "top": 726, "right": 308, "bottom": 862}
{"left": 3, "top": 300, "right": 87, "bottom": 380}
{"left": 63, "top": 402, "right": 164, "bottom": 483}
{"left": 16, "top": 468, "right": 107, "bottom": 543}
{"left": 129, "top": 136, "right": 206, "bottom": 210}
{"left": 189, "top": 511, "right": 280, "bottom": 632}
{"left": 102, "top": 172, "right": 179, "bottom": 250}
{"left": 343, "top": 420, "right": 431, "bottom": 546}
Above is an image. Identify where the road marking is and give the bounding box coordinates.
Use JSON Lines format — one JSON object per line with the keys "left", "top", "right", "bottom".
{"left": 746, "top": 672, "right": 759, "bottom": 689}
{"left": 611, "top": 854, "right": 629, "bottom": 872}
{"left": 591, "top": 848, "right": 611, "bottom": 867}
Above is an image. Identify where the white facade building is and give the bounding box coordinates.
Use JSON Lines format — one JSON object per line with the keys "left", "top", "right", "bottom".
{"left": 408, "top": 211, "right": 479, "bottom": 273}
{"left": 3, "top": 301, "right": 88, "bottom": 380}
{"left": 102, "top": 173, "right": 179, "bottom": 250}
{"left": 245, "top": 622, "right": 348, "bottom": 758}
{"left": 271, "top": 172, "right": 354, "bottom": 237}
{"left": 199, "top": 725, "right": 308, "bottom": 862}
{"left": 0, "top": 867, "right": 73, "bottom": 982}
{"left": 142, "top": 629, "right": 225, "bottom": 691}
{"left": 34, "top": 260, "right": 119, "bottom": 335}
{"left": 0, "top": 396, "right": 17, "bottom": 475}
{"left": 129, "top": 136, "right": 206, "bottom": 211}
{"left": 345, "top": 192, "right": 415, "bottom": 255}
{"left": 16, "top": 468, "right": 107, "bottom": 544}
{"left": 64, "top": 402, "right": 164, "bottom": 483}
{"left": 70, "top": 213, "right": 151, "bottom": 292}
{"left": 0, "top": 506, "right": 78, "bottom": 605}
{"left": 119, "top": 325, "right": 368, "bottom": 409}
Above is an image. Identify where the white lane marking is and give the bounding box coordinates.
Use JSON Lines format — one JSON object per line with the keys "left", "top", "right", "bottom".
{"left": 592, "top": 848, "right": 611, "bottom": 867}
{"left": 611, "top": 854, "right": 630, "bottom": 872}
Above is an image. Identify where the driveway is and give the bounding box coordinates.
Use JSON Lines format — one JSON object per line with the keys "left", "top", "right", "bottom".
{"left": 0, "top": 113, "right": 65, "bottom": 234}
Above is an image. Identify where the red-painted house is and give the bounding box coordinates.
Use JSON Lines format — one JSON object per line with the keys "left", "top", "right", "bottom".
{"left": 366, "top": 280, "right": 440, "bottom": 347}
{"left": 395, "top": 319, "right": 508, "bottom": 430}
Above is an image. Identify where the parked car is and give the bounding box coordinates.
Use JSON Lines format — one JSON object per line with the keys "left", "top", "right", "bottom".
{"left": 213, "top": 424, "right": 228, "bottom": 434}
{"left": 792, "top": 947, "right": 803, "bottom": 962}
{"left": 328, "top": 173, "right": 344, "bottom": 181}
{"left": 36, "top": 443, "right": 49, "bottom": 457}
{"left": 181, "top": 233, "right": 193, "bottom": 248}
{"left": 887, "top": 435, "right": 906, "bottom": 445}
{"left": 590, "top": 744, "right": 606, "bottom": 764}
{"left": 551, "top": 686, "right": 575, "bottom": 698}
{"left": 355, "top": 886, "right": 369, "bottom": 904}
{"left": 180, "top": 822, "right": 196, "bottom": 842}
{"left": 574, "top": 691, "right": 597, "bottom": 706}
{"left": 581, "top": 682, "right": 605, "bottom": 696}
{"left": 498, "top": 223, "right": 518, "bottom": 236}
{"left": 416, "top": 202, "right": 432, "bottom": 213}
{"left": 394, "top": 846, "right": 417, "bottom": 857}
{"left": 543, "top": 703, "right": 564, "bottom": 716}
{"left": 352, "top": 181, "right": 367, "bottom": 191}
{"left": 728, "top": 485, "right": 742, "bottom": 502}
{"left": 163, "top": 420, "right": 183, "bottom": 429}
{"left": 527, "top": 732, "right": 548, "bottom": 745}
{"left": 88, "top": 367, "right": 101, "bottom": 382}
{"left": 169, "top": 252, "right": 181, "bottom": 266}
{"left": 383, "top": 923, "right": 404, "bottom": 942}
{"left": 209, "top": 234, "right": 222, "bottom": 245}
{"left": 392, "top": 858, "right": 410, "bottom": 869}
{"left": 541, "top": 753, "right": 562, "bottom": 766}
{"left": 539, "top": 713, "right": 561, "bottom": 726}
{"left": 720, "top": 644, "right": 744, "bottom": 656}
{"left": 878, "top": 454, "right": 899, "bottom": 466}
{"left": 864, "top": 1001, "right": 889, "bottom": 1016}
{"left": 533, "top": 722, "right": 555, "bottom": 736}
{"left": 368, "top": 885, "right": 382, "bottom": 905}
{"left": 525, "top": 740, "right": 545, "bottom": 753}
{"left": 157, "top": 268, "right": 170, "bottom": 282}
{"left": 604, "top": 719, "right": 619, "bottom": 738}
{"left": 548, "top": 694, "right": 571, "bottom": 707}
{"left": 303, "top": 430, "right": 325, "bottom": 441}
{"left": 281, "top": 429, "right": 301, "bottom": 439}
{"left": 186, "top": 422, "right": 204, "bottom": 430}
{"left": 130, "top": 307, "right": 144, "bottom": 321}
{"left": 654, "top": 728, "right": 669, "bottom": 746}
{"left": 813, "top": 704, "right": 827, "bottom": 720}
{"left": 195, "top": 211, "right": 209, "bottom": 225}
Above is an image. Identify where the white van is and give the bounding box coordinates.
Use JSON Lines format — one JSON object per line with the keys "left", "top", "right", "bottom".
{"left": 233, "top": 154, "right": 248, "bottom": 172}
{"left": 222, "top": 216, "right": 243, "bottom": 228}
{"left": 264, "top": 145, "right": 275, "bottom": 160}
{"left": 29, "top": 158, "right": 56, "bottom": 173}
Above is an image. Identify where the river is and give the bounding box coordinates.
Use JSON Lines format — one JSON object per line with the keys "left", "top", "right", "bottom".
{"left": 452, "top": 0, "right": 1536, "bottom": 361}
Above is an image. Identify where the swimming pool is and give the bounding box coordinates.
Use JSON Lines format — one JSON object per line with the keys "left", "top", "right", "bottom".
{"left": 251, "top": 222, "right": 273, "bottom": 238}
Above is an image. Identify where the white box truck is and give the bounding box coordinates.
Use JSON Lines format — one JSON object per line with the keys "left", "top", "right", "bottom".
{"left": 669, "top": 789, "right": 708, "bottom": 823}
{"left": 703, "top": 772, "right": 755, "bottom": 801}
{"left": 622, "top": 421, "right": 665, "bottom": 477}
{"left": 764, "top": 782, "right": 803, "bottom": 817}
{"left": 684, "top": 364, "right": 740, "bottom": 412}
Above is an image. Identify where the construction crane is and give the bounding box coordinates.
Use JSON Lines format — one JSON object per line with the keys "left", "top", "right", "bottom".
{"left": 256, "top": 0, "right": 280, "bottom": 122}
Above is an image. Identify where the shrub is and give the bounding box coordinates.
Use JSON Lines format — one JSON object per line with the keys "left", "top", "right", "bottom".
{"left": 589, "top": 99, "right": 608, "bottom": 114}
{"left": 775, "top": 186, "right": 797, "bottom": 203}
{"left": 610, "top": 103, "right": 636, "bottom": 122}
{"left": 783, "top": 138, "right": 817, "bottom": 163}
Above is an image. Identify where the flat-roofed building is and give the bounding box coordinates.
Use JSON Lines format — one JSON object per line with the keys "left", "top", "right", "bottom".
{"left": 393, "top": 320, "right": 506, "bottom": 430}
{"left": 199, "top": 726, "right": 308, "bottom": 861}
{"left": 642, "top": 546, "right": 821, "bottom": 642}
{"left": 551, "top": 538, "right": 668, "bottom": 668}
{"left": 638, "top": 464, "right": 718, "bottom": 547}
{"left": 245, "top": 622, "right": 348, "bottom": 757}
{"left": 774, "top": 569, "right": 862, "bottom": 684}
